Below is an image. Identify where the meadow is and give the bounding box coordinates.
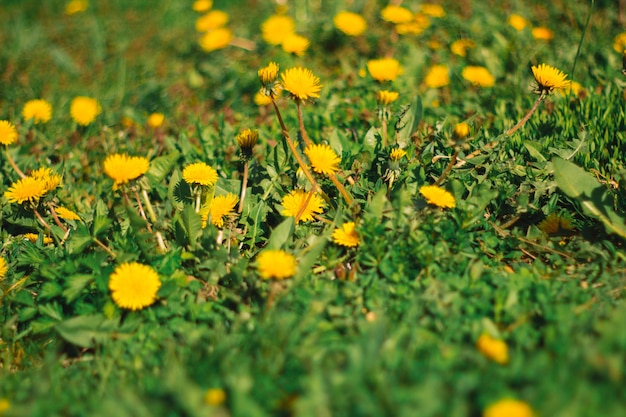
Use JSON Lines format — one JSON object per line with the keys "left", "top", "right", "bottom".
{"left": 1, "top": 0, "right": 626, "bottom": 416}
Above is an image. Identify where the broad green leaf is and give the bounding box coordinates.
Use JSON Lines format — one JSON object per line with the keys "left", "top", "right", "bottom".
{"left": 145, "top": 151, "right": 180, "bottom": 185}
{"left": 395, "top": 96, "right": 422, "bottom": 147}
{"left": 266, "top": 217, "right": 294, "bottom": 250}
{"left": 67, "top": 224, "right": 94, "bottom": 254}
{"left": 63, "top": 274, "right": 94, "bottom": 302}
{"left": 294, "top": 231, "right": 329, "bottom": 280}
{"left": 523, "top": 141, "right": 547, "bottom": 162}
{"left": 180, "top": 204, "right": 203, "bottom": 247}
{"left": 56, "top": 315, "right": 118, "bottom": 348}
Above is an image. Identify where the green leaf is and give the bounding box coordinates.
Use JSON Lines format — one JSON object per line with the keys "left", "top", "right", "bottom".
{"left": 179, "top": 204, "right": 203, "bottom": 247}
{"left": 63, "top": 274, "right": 94, "bottom": 302}
{"left": 145, "top": 151, "right": 180, "bottom": 185}
{"left": 294, "top": 232, "right": 329, "bottom": 280}
{"left": 265, "top": 217, "right": 294, "bottom": 250}
{"left": 395, "top": 96, "right": 422, "bottom": 147}
{"left": 55, "top": 314, "right": 118, "bottom": 348}
{"left": 523, "top": 141, "right": 547, "bottom": 162}
{"left": 364, "top": 188, "right": 387, "bottom": 222}
{"left": 67, "top": 224, "right": 94, "bottom": 255}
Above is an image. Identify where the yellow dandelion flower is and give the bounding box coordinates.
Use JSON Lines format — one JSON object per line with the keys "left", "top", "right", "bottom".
{"left": 22, "top": 99, "right": 52, "bottom": 124}
{"left": 332, "top": 222, "right": 360, "bottom": 247}
{"left": 261, "top": 15, "right": 296, "bottom": 45}
{"left": 0, "top": 257, "right": 8, "bottom": 280}
{"left": 396, "top": 13, "right": 430, "bottom": 35}
{"left": 462, "top": 66, "right": 495, "bottom": 87}
{"left": 103, "top": 153, "right": 150, "bottom": 188}
{"left": 236, "top": 128, "right": 258, "bottom": 156}
{"left": 56, "top": 206, "right": 81, "bottom": 221}
{"left": 613, "top": 32, "right": 626, "bottom": 53}
{"left": 65, "top": 0, "right": 88, "bottom": 15}
{"left": 4, "top": 176, "right": 48, "bottom": 204}
{"left": 281, "top": 190, "right": 325, "bottom": 223}
{"left": 450, "top": 38, "right": 475, "bottom": 57}
{"left": 257, "top": 249, "right": 297, "bottom": 279}
{"left": 453, "top": 122, "right": 471, "bottom": 139}
{"left": 254, "top": 90, "right": 273, "bottom": 106}
{"left": 381, "top": 5, "right": 413, "bottom": 24}
{"left": 280, "top": 67, "right": 322, "bottom": 101}
{"left": 147, "top": 113, "right": 164, "bottom": 128}
{"left": 424, "top": 64, "right": 450, "bottom": 88}
{"left": 531, "top": 63, "right": 570, "bottom": 94}
{"left": 476, "top": 334, "right": 509, "bottom": 364}
{"left": 367, "top": 58, "right": 403, "bottom": 82}
{"left": 204, "top": 388, "right": 226, "bottom": 406}
{"left": 22, "top": 233, "right": 54, "bottom": 244}
{"left": 420, "top": 4, "right": 445, "bottom": 18}
{"left": 195, "top": 10, "right": 229, "bottom": 32}
{"left": 508, "top": 14, "right": 529, "bottom": 31}
{"left": 333, "top": 11, "right": 367, "bottom": 36}
{"left": 193, "top": 0, "right": 212, "bottom": 13}
{"left": 182, "top": 162, "right": 218, "bottom": 186}
{"left": 532, "top": 27, "right": 553, "bottom": 41}
{"left": 30, "top": 167, "right": 62, "bottom": 193}
{"left": 209, "top": 193, "right": 238, "bottom": 227}
{"left": 199, "top": 28, "right": 232, "bottom": 52}
{"left": 304, "top": 144, "right": 341, "bottom": 176}
{"left": 70, "top": 96, "right": 101, "bottom": 126}
{"left": 258, "top": 62, "right": 279, "bottom": 86}
{"left": 419, "top": 185, "right": 455, "bottom": 209}
{"left": 376, "top": 90, "right": 399, "bottom": 105}
{"left": 0, "top": 120, "right": 18, "bottom": 146}
{"left": 483, "top": 399, "right": 535, "bottom": 417}
{"left": 389, "top": 148, "right": 407, "bottom": 161}
{"left": 281, "top": 33, "right": 310, "bottom": 56}
{"left": 109, "top": 262, "right": 161, "bottom": 311}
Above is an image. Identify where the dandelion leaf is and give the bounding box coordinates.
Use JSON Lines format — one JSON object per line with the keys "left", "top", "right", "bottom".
{"left": 56, "top": 314, "right": 119, "bottom": 348}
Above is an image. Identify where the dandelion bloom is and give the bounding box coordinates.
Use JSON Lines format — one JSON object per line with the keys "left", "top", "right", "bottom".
{"left": 199, "top": 28, "right": 232, "bottom": 52}
{"left": 450, "top": 38, "right": 475, "bottom": 57}
{"left": 103, "top": 153, "right": 150, "bottom": 188}
{"left": 332, "top": 222, "right": 360, "bottom": 247}
{"left": 56, "top": 206, "right": 81, "bottom": 221}
{"left": 258, "top": 62, "right": 279, "bottom": 86}
{"left": 192, "top": 0, "right": 212, "bottom": 13}
{"left": 531, "top": 64, "right": 569, "bottom": 94}
{"left": 236, "top": 128, "right": 258, "bottom": 156}
{"left": 282, "top": 34, "right": 310, "bottom": 56}
{"left": 396, "top": 13, "right": 430, "bottom": 35}
{"left": 476, "top": 334, "right": 509, "bottom": 364}
{"left": 367, "top": 58, "right": 403, "bottom": 82}
{"left": 381, "top": 5, "right": 413, "bottom": 24}
{"left": 281, "top": 189, "right": 325, "bottom": 223}
{"left": 389, "top": 148, "right": 407, "bottom": 161}
{"left": 462, "top": 66, "right": 495, "bottom": 87}
{"left": 280, "top": 67, "right": 322, "bottom": 100}
{"left": 147, "top": 113, "right": 164, "bottom": 128}
{"left": 204, "top": 388, "right": 227, "bottom": 406}
{"left": 257, "top": 249, "right": 297, "bottom": 279}
{"left": 65, "top": 0, "right": 88, "bottom": 15}
{"left": 195, "top": 10, "right": 229, "bottom": 32}
{"left": 419, "top": 185, "right": 455, "bottom": 208}
{"left": 109, "top": 262, "right": 161, "bottom": 311}
{"left": 261, "top": 15, "right": 296, "bottom": 45}
{"left": 333, "top": 11, "right": 367, "bottom": 36}
{"left": 424, "top": 64, "right": 450, "bottom": 88}
{"left": 508, "top": 14, "right": 529, "bottom": 31}
{"left": 254, "top": 90, "right": 273, "bottom": 106}
{"left": 420, "top": 4, "right": 445, "bottom": 18}
{"left": 0, "top": 120, "right": 18, "bottom": 145}
{"left": 483, "top": 399, "right": 535, "bottom": 417}
{"left": 70, "top": 96, "right": 101, "bottom": 126}
{"left": 613, "top": 32, "right": 626, "bottom": 53}
{"left": 0, "top": 257, "right": 8, "bottom": 280}
{"left": 30, "top": 167, "right": 62, "bottom": 193}
{"left": 209, "top": 193, "right": 238, "bottom": 227}
{"left": 4, "top": 176, "right": 48, "bottom": 204}
{"left": 304, "top": 144, "right": 341, "bottom": 176}
{"left": 532, "top": 27, "right": 553, "bottom": 41}
{"left": 376, "top": 90, "right": 399, "bottom": 105}
{"left": 453, "top": 122, "right": 471, "bottom": 139}
{"left": 22, "top": 99, "right": 52, "bottom": 124}
{"left": 182, "top": 162, "right": 218, "bottom": 186}
{"left": 22, "top": 233, "right": 54, "bottom": 244}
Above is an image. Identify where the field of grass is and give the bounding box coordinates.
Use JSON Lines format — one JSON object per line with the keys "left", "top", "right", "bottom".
{"left": 1, "top": 0, "right": 626, "bottom": 416}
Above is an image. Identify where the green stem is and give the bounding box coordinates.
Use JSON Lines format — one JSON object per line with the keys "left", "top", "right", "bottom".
{"left": 506, "top": 93, "right": 545, "bottom": 136}
{"left": 4, "top": 147, "right": 25, "bottom": 178}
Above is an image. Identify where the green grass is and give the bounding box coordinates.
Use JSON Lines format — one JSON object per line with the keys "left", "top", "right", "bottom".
{"left": 1, "top": 1, "right": 626, "bottom": 416}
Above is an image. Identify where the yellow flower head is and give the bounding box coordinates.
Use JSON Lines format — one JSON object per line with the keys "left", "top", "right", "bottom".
{"left": 381, "top": 5, "right": 413, "bottom": 24}
{"left": 103, "top": 153, "right": 150, "bottom": 188}
{"left": 193, "top": 0, "right": 212, "bottom": 13}
{"left": 281, "top": 190, "right": 325, "bottom": 223}
{"left": 65, "top": 0, "right": 88, "bottom": 15}
{"left": 483, "top": 399, "right": 535, "bottom": 417}
{"left": 424, "top": 64, "right": 450, "bottom": 88}
{"left": 376, "top": 90, "right": 399, "bottom": 105}
{"left": 56, "top": 206, "right": 81, "bottom": 221}
{"left": 613, "top": 32, "right": 626, "bottom": 53}
{"left": 420, "top": 4, "right": 445, "bottom": 18}
{"left": 257, "top": 249, "right": 297, "bottom": 279}
{"left": 109, "top": 262, "right": 161, "bottom": 311}
{"left": 236, "top": 128, "right": 259, "bottom": 156}
{"left": 304, "top": 144, "right": 341, "bottom": 176}
{"left": 396, "top": 13, "right": 430, "bottom": 35}
{"left": 199, "top": 28, "right": 232, "bottom": 52}
{"left": 389, "top": 148, "right": 407, "bottom": 161}
{"left": 333, "top": 11, "right": 367, "bottom": 36}
{"left": 4, "top": 176, "right": 48, "bottom": 204}
{"left": 254, "top": 90, "right": 273, "bottom": 106}
{"left": 70, "top": 96, "right": 101, "bottom": 126}
{"left": 0, "top": 257, "right": 8, "bottom": 280}
{"left": 23, "top": 99, "right": 52, "bottom": 124}
{"left": 531, "top": 63, "right": 570, "bottom": 94}
{"left": 22, "top": 233, "right": 54, "bottom": 244}
{"left": 147, "top": 113, "right": 164, "bottom": 128}
{"left": 30, "top": 167, "right": 62, "bottom": 193}
{"left": 462, "top": 66, "right": 495, "bottom": 88}
{"left": 204, "top": 388, "right": 226, "bottom": 406}
{"left": 476, "top": 333, "right": 509, "bottom": 364}
{"left": 332, "top": 222, "right": 360, "bottom": 247}
{"left": 195, "top": 10, "right": 229, "bottom": 32}
{"left": 367, "top": 58, "right": 403, "bottom": 82}
{"left": 419, "top": 185, "right": 455, "bottom": 208}
{"left": 0, "top": 120, "right": 18, "bottom": 146}
{"left": 261, "top": 15, "right": 296, "bottom": 45}
{"left": 453, "top": 122, "right": 471, "bottom": 140}
{"left": 450, "top": 38, "right": 475, "bottom": 57}
{"left": 208, "top": 193, "right": 238, "bottom": 227}
{"left": 282, "top": 34, "right": 310, "bottom": 56}
{"left": 182, "top": 162, "right": 218, "bottom": 186}
{"left": 532, "top": 27, "right": 553, "bottom": 41}
{"left": 280, "top": 67, "right": 322, "bottom": 101}
{"left": 258, "top": 62, "right": 279, "bottom": 86}
{"left": 508, "top": 14, "right": 529, "bottom": 31}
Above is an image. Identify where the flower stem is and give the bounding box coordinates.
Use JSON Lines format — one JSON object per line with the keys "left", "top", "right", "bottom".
{"left": 133, "top": 189, "right": 152, "bottom": 233}
{"left": 330, "top": 173, "right": 354, "bottom": 206}
{"left": 141, "top": 189, "right": 157, "bottom": 223}
{"left": 381, "top": 118, "right": 388, "bottom": 148}
{"left": 296, "top": 100, "right": 313, "bottom": 148}
{"left": 4, "top": 147, "right": 26, "bottom": 178}
{"left": 434, "top": 148, "right": 459, "bottom": 186}
{"left": 48, "top": 205, "right": 69, "bottom": 233}
{"left": 33, "top": 208, "right": 52, "bottom": 232}
{"left": 506, "top": 93, "right": 546, "bottom": 136}
{"left": 238, "top": 160, "right": 249, "bottom": 214}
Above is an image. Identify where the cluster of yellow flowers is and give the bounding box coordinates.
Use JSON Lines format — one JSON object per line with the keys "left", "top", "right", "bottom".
{"left": 194, "top": 0, "right": 233, "bottom": 52}
{"left": 14, "top": 96, "right": 101, "bottom": 126}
